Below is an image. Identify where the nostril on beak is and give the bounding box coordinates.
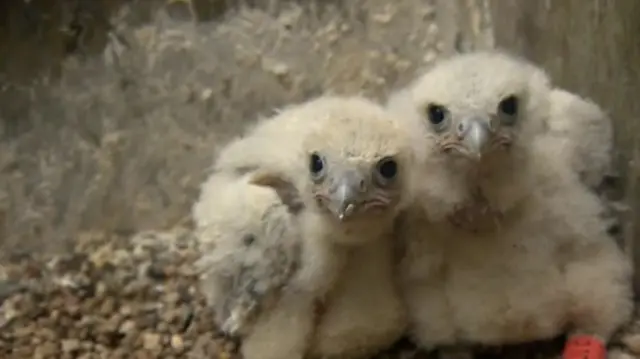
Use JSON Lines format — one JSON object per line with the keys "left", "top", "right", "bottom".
{"left": 358, "top": 179, "right": 366, "bottom": 192}
{"left": 457, "top": 122, "right": 466, "bottom": 136}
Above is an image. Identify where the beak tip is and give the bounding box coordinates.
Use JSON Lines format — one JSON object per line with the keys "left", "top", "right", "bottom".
{"left": 336, "top": 203, "right": 356, "bottom": 222}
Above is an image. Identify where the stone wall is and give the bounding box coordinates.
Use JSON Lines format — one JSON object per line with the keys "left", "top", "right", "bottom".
{"left": 0, "top": 0, "right": 452, "bottom": 253}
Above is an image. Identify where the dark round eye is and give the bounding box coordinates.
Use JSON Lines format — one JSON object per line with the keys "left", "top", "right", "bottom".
{"left": 499, "top": 95, "right": 519, "bottom": 116}
{"left": 309, "top": 152, "right": 324, "bottom": 175}
{"left": 376, "top": 157, "right": 398, "bottom": 181}
{"left": 427, "top": 104, "right": 447, "bottom": 125}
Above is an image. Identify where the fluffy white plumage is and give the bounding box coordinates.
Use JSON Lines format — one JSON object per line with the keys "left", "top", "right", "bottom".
{"left": 387, "top": 51, "right": 633, "bottom": 356}
{"left": 547, "top": 88, "right": 614, "bottom": 191}
{"left": 194, "top": 96, "right": 413, "bottom": 359}
{"left": 195, "top": 173, "right": 302, "bottom": 337}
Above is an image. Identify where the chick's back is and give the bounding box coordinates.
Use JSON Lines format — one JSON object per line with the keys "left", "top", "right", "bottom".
{"left": 195, "top": 176, "right": 301, "bottom": 336}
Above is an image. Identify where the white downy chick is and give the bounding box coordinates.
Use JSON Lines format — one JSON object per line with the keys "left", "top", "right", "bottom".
{"left": 387, "top": 51, "right": 633, "bottom": 359}
{"left": 194, "top": 96, "right": 414, "bottom": 359}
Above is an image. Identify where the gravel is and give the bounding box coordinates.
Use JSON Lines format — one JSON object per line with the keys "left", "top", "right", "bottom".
{"left": 0, "top": 227, "right": 233, "bottom": 359}
{"left": 0, "top": 225, "right": 638, "bottom": 359}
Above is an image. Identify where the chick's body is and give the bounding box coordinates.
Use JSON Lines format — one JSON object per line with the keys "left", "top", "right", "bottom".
{"left": 388, "top": 51, "right": 633, "bottom": 353}
{"left": 194, "top": 96, "right": 412, "bottom": 359}
{"left": 547, "top": 89, "right": 614, "bottom": 191}
{"left": 309, "top": 225, "right": 405, "bottom": 359}
{"left": 399, "top": 151, "right": 628, "bottom": 347}
{"left": 195, "top": 175, "right": 324, "bottom": 359}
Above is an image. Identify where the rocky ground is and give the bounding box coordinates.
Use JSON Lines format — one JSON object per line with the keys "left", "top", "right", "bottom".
{"left": 1, "top": 225, "right": 640, "bottom": 359}
{"left": 0, "top": 0, "right": 638, "bottom": 358}
{"left": 0, "top": 225, "right": 418, "bottom": 359}
{"left": 0, "top": 227, "right": 216, "bottom": 359}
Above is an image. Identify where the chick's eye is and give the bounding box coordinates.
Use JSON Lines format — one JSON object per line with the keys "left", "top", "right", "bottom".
{"left": 309, "top": 152, "right": 324, "bottom": 175}
{"left": 499, "top": 95, "right": 519, "bottom": 116}
{"left": 427, "top": 104, "right": 447, "bottom": 125}
{"left": 376, "top": 157, "right": 398, "bottom": 181}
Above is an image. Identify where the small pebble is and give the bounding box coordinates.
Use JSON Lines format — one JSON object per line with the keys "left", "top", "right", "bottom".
{"left": 170, "top": 334, "right": 185, "bottom": 351}
{"left": 142, "top": 332, "right": 162, "bottom": 351}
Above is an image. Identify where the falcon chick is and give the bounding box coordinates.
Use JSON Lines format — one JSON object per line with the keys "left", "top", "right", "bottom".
{"left": 387, "top": 51, "right": 633, "bottom": 359}
{"left": 194, "top": 96, "right": 413, "bottom": 359}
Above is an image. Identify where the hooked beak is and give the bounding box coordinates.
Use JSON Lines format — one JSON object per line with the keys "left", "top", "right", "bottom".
{"left": 327, "top": 172, "right": 364, "bottom": 222}
{"left": 459, "top": 116, "right": 491, "bottom": 159}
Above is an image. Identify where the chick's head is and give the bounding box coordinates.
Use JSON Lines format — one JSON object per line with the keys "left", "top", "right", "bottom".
{"left": 403, "top": 51, "right": 552, "bottom": 174}
{"left": 305, "top": 122, "right": 410, "bottom": 224}
{"left": 251, "top": 97, "right": 414, "bottom": 243}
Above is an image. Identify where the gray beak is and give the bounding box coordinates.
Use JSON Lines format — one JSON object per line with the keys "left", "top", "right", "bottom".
{"left": 328, "top": 171, "right": 364, "bottom": 221}
{"left": 458, "top": 116, "right": 491, "bottom": 159}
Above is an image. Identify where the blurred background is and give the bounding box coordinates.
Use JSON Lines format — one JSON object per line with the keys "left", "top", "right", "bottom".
{"left": 0, "top": 0, "right": 495, "bottom": 253}
{"left": 1, "top": 0, "right": 640, "bottom": 358}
